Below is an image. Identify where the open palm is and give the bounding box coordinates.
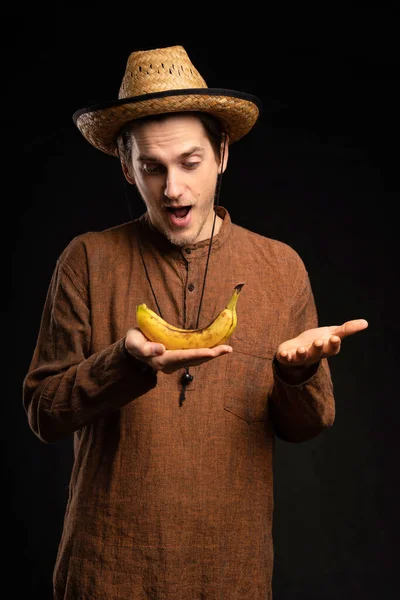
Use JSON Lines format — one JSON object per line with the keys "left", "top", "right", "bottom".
{"left": 276, "top": 319, "right": 368, "bottom": 368}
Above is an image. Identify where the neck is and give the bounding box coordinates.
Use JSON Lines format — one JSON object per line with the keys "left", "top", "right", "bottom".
{"left": 199, "top": 210, "right": 222, "bottom": 244}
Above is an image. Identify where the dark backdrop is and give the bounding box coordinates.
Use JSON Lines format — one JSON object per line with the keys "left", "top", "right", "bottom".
{"left": 7, "top": 7, "right": 399, "bottom": 599}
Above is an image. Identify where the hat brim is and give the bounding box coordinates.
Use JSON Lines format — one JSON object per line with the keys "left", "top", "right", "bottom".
{"left": 73, "top": 88, "right": 261, "bottom": 156}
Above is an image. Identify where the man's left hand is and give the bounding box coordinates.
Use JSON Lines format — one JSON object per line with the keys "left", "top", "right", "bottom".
{"left": 276, "top": 319, "right": 369, "bottom": 368}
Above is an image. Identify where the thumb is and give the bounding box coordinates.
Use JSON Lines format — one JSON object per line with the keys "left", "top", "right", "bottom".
{"left": 143, "top": 341, "right": 166, "bottom": 357}
{"left": 333, "top": 319, "right": 369, "bottom": 339}
{"left": 126, "top": 327, "right": 165, "bottom": 358}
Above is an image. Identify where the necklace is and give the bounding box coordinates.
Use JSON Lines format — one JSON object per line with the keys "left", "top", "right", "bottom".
{"left": 123, "top": 137, "right": 227, "bottom": 406}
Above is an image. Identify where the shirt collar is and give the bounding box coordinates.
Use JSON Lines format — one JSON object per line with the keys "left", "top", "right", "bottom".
{"left": 135, "top": 206, "right": 232, "bottom": 261}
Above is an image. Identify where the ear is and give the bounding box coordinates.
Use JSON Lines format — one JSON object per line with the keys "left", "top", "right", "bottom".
{"left": 219, "top": 133, "right": 229, "bottom": 174}
{"left": 117, "top": 148, "right": 136, "bottom": 185}
{"left": 122, "top": 163, "right": 136, "bottom": 185}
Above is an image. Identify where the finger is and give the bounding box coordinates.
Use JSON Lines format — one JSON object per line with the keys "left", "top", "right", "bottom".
{"left": 278, "top": 349, "right": 292, "bottom": 362}
{"left": 126, "top": 327, "right": 166, "bottom": 359}
{"left": 308, "top": 338, "right": 325, "bottom": 360}
{"left": 294, "top": 346, "right": 308, "bottom": 364}
{"left": 327, "top": 335, "right": 341, "bottom": 355}
{"left": 331, "top": 319, "right": 369, "bottom": 339}
{"left": 160, "top": 346, "right": 232, "bottom": 374}
{"left": 165, "top": 345, "right": 232, "bottom": 363}
{"left": 209, "top": 345, "right": 233, "bottom": 356}
{"left": 142, "top": 341, "right": 166, "bottom": 358}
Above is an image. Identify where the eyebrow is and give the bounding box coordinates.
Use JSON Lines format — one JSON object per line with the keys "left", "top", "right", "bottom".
{"left": 137, "top": 146, "right": 205, "bottom": 162}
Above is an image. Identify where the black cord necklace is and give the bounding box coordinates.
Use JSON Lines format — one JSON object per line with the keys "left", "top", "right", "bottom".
{"left": 121, "top": 136, "right": 227, "bottom": 406}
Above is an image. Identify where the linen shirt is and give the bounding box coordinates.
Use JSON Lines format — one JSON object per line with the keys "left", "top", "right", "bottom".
{"left": 23, "top": 206, "right": 335, "bottom": 599}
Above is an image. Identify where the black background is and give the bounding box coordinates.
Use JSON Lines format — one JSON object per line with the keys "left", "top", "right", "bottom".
{"left": 7, "top": 5, "right": 399, "bottom": 599}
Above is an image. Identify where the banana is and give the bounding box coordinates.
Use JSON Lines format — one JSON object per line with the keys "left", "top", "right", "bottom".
{"left": 136, "top": 282, "right": 245, "bottom": 350}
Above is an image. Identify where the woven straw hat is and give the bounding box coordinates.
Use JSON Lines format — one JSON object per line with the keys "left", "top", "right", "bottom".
{"left": 73, "top": 45, "right": 261, "bottom": 156}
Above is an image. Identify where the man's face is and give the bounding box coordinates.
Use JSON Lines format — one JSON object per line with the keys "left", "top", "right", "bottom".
{"left": 125, "top": 114, "right": 227, "bottom": 246}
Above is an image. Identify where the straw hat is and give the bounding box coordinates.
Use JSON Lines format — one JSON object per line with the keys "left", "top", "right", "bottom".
{"left": 73, "top": 45, "right": 261, "bottom": 156}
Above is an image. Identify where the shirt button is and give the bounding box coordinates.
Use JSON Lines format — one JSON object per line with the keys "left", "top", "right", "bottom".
{"left": 188, "top": 283, "right": 195, "bottom": 291}
{"left": 185, "top": 248, "right": 191, "bottom": 254}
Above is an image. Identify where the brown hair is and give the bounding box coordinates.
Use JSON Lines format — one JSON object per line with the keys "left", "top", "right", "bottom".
{"left": 117, "top": 111, "right": 226, "bottom": 164}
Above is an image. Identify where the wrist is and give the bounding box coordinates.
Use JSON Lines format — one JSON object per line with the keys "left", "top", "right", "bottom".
{"left": 273, "top": 357, "right": 319, "bottom": 384}
{"left": 122, "top": 342, "right": 157, "bottom": 375}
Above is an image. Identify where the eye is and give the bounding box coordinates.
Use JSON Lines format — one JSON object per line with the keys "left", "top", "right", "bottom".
{"left": 141, "top": 163, "right": 164, "bottom": 175}
{"left": 183, "top": 162, "right": 200, "bottom": 170}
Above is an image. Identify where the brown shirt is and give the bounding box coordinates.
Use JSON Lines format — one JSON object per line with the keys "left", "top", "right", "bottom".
{"left": 23, "top": 206, "right": 335, "bottom": 599}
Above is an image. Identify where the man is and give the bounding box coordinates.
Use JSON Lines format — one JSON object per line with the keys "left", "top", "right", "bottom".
{"left": 23, "top": 45, "right": 368, "bottom": 599}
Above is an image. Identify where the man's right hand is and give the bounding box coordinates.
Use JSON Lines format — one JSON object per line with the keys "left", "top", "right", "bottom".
{"left": 125, "top": 327, "right": 233, "bottom": 374}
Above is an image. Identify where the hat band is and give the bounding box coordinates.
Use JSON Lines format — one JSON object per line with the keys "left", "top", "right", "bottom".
{"left": 73, "top": 88, "right": 261, "bottom": 124}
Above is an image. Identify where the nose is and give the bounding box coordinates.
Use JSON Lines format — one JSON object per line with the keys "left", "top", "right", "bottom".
{"left": 164, "top": 168, "right": 185, "bottom": 202}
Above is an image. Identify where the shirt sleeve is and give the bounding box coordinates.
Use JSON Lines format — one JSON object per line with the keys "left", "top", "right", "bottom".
{"left": 22, "top": 239, "right": 157, "bottom": 444}
{"left": 268, "top": 253, "right": 335, "bottom": 443}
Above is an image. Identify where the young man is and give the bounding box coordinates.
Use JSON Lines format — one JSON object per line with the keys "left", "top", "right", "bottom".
{"left": 23, "top": 45, "right": 368, "bottom": 599}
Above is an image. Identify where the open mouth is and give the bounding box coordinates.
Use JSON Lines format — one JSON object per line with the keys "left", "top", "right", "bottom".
{"left": 165, "top": 205, "right": 193, "bottom": 229}
{"left": 166, "top": 206, "right": 191, "bottom": 219}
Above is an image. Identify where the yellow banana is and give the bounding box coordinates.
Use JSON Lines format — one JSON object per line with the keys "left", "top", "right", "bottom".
{"left": 136, "top": 283, "right": 245, "bottom": 350}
